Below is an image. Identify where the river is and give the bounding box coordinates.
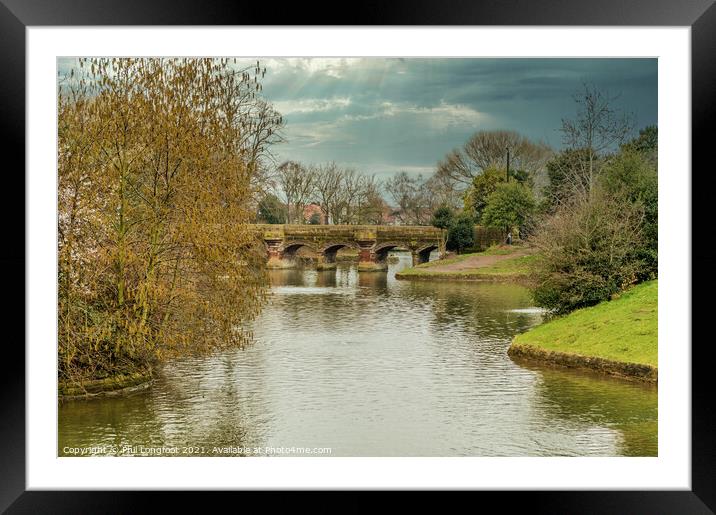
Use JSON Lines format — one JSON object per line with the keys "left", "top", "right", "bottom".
{"left": 58, "top": 252, "right": 657, "bottom": 457}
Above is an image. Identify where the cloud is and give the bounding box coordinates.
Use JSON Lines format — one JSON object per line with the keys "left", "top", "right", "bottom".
{"left": 261, "top": 58, "right": 360, "bottom": 79}
{"left": 58, "top": 57, "right": 658, "bottom": 180}
{"left": 272, "top": 97, "right": 352, "bottom": 115}
{"left": 258, "top": 58, "right": 656, "bottom": 174}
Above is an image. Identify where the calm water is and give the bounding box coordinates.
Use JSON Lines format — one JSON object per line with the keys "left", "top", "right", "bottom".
{"left": 58, "top": 253, "right": 657, "bottom": 457}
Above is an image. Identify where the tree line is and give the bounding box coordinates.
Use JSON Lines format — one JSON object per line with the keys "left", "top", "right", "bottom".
{"left": 260, "top": 161, "right": 386, "bottom": 225}
{"left": 257, "top": 161, "right": 471, "bottom": 226}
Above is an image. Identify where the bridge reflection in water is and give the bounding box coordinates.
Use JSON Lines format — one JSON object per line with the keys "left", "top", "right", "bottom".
{"left": 254, "top": 224, "right": 446, "bottom": 271}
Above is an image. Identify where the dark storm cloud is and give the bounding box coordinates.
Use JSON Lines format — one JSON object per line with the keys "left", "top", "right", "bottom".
{"left": 247, "top": 58, "right": 657, "bottom": 179}
{"left": 58, "top": 57, "right": 657, "bottom": 180}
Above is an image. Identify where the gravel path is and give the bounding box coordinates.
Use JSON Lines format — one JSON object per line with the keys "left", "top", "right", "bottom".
{"left": 430, "top": 248, "right": 533, "bottom": 272}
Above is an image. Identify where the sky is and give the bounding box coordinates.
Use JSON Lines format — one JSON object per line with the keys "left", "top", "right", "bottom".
{"left": 58, "top": 57, "right": 658, "bottom": 182}
{"left": 251, "top": 58, "right": 657, "bottom": 181}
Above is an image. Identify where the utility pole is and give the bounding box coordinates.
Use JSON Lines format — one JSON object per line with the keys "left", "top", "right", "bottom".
{"left": 505, "top": 146, "right": 511, "bottom": 244}
{"left": 506, "top": 146, "right": 510, "bottom": 182}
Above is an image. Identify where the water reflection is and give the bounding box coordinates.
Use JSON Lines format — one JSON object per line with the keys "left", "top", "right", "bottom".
{"left": 59, "top": 252, "right": 657, "bottom": 456}
{"left": 514, "top": 360, "right": 658, "bottom": 456}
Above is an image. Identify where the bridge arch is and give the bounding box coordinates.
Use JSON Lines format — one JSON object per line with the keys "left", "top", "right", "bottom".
{"left": 320, "top": 242, "right": 360, "bottom": 263}
{"left": 373, "top": 241, "right": 411, "bottom": 263}
{"left": 415, "top": 243, "right": 439, "bottom": 265}
{"left": 280, "top": 240, "right": 319, "bottom": 257}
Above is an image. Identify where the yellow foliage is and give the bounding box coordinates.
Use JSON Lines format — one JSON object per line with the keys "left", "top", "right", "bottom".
{"left": 58, "top": 58, "right": 278, "bottom": 383}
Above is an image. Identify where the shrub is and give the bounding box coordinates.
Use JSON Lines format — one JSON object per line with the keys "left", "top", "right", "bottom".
{"left": 257, "top": 193, "right": 287, "bottom": 224}
{"left": 481, "top": 181, "right": 536, "bottom": 238}
{"left": 599, "top": 149, "right": 657, "bottom": 281}
{"left": 431, "top": 205, "right": 454, "bottom": 229}
{"left": 463, "top": 167, "right": 505, "bottom": 222}
{"left": 531, "top": 187, "right": 646, "bottom": 314}
{"left": 542, "top": 148, "right": 594, "bottom": 211}
{"left": 446, "top": 213, "right": 475, "bottom": 252}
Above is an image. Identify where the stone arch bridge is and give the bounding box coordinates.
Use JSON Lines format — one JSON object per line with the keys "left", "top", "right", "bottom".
{"left": 254, "top": 224, "right": 446, "bottom": 271}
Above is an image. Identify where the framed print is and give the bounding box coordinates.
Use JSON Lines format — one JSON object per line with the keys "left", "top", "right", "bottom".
{"left": 3, "top": 0, "right": 715, "bottom": 511}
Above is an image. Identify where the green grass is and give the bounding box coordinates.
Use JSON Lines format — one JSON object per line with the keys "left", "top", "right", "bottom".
{"left": 469, "top": 253, "right": 539, "bottom": 276}
{"left": 513, "top": 280, "right": 657, "bottom": 367}
{"left": 397, "top": 245, "right": 538, "bottom": 280}
{"left": 412, "top": 252, "right": 475, "bottom": 269}
{"left": 414, "top": 244, "right": 521, "bottom": 269}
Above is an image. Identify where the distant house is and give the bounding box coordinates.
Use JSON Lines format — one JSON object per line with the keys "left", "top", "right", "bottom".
{"left": 303, "top": 203, "right": 325, "bottom": 224}
{"left": 383, "top": 206, "right": 401, "bottom": 225}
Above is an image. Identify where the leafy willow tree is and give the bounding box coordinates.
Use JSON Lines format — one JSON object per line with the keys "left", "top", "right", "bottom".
{"left": 58, "top": 58, "right": 274, "bottom": 385}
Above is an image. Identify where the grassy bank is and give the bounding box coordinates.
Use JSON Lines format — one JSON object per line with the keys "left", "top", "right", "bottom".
{"left": 509, "top": 280, "right": 657, "bottom": 381}
{"left": 395, "top": 245, "right": 538, "bottom": 283}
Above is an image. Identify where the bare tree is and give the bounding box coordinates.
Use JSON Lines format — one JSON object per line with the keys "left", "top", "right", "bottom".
{"left": 208, "top": 60, "right": 285, "bottom": 202}
{"left": 275, "top": 161, "right": 316, "bottom": 224}
{"left": 384, "top": 171, "right": 414, "bottom": 224}
{"left": 423, "top": 172, "right": 463, "bottom": 212}
{"left": 312, "top": 164, "right": 389, "bottom": 225}
{"left": 324, "top": 168, "right": 359, "bottom": 224}
{"left": 384, "top": 172, "right": 430, "bottom": 225}
{"left": 560, "top": 82, "right": 634, "bottom": 195}
{"left": 242, "top": 99, "right": 285, "bottom": 196}
{"left": 436, "top": 130, "right": 552, "bottom": 188}
{"left": 355, "top": 174, "right": 385, "bottom": 224}
{"left": 313, "top": 161, "right": 343, "bottom": 224}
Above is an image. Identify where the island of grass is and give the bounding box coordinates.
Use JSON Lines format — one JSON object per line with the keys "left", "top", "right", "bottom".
{"left": 395, "top": 244, "right": 538, "bottom": 283}
{"left": 508, "top": 280, "right": 657, "bottom": 382}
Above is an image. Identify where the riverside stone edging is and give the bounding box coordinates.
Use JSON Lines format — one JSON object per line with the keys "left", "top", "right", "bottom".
{"left": 59, "top": 371, "right": 154, "bottom": 401}
{"left": 507, "top": 342, "right": 657, "bottom": 383}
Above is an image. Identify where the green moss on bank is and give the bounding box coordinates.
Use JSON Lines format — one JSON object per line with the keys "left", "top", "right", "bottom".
{"left": 59, "top": 369, "right": 153, "bottom": 399}
{"left": 512, "top": 280, "right": 657, "bottom": 368}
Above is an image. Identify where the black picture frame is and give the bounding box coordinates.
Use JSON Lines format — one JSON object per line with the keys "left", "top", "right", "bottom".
{"left": 2, "top": 0, "right": 713, "bottom": 512}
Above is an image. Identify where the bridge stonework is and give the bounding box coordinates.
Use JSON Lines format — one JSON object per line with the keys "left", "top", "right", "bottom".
{"left": 255, "top": 224, "right": 446, "bottom": 271}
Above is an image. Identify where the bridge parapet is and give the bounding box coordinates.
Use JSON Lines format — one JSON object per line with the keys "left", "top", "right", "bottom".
{"left": 252, "top": 224, "right": 446, "bottom": 270}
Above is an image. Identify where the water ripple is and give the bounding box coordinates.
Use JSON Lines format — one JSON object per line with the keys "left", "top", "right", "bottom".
{"left": 59, "top": 256, "right": 657, "bottom": 457}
